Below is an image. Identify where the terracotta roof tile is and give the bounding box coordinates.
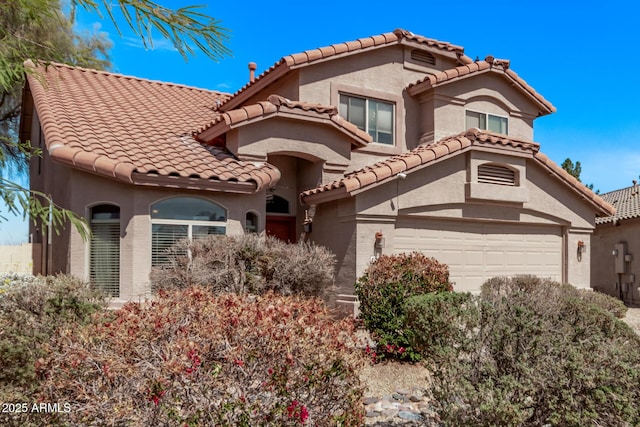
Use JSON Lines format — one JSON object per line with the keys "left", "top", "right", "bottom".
{"left": 196, "top": 94, "right": 371, "bottom": 147}
{"left": 595, "top": 185, "right": 638, "bottom": 224}
{"left": 221, "top": 29, "right": 469, "bottom": 111}
{"left": 407, "top": 59, "right": 556, "bottom": 115}
{"left": 26, "top": 61, "right": 280, "bottom": 192}
{"left": 301, "top": 129, "right": 614, "bottom": 216}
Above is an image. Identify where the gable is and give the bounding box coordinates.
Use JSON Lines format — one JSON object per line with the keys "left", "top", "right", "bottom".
{"left": 301, "top": 129, "right": 614, "bottom": 219}
{"left": 220, "top": 29, "right": 472, "bottom": 112}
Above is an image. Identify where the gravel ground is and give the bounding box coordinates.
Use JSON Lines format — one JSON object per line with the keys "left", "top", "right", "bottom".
{"left": 622, "top": 306, "right": 640, "bottom": 334}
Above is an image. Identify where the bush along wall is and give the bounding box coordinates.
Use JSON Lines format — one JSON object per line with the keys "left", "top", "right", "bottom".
{"left": 355, "top": 252, "right": 452, "bottom": 362}
{"left": 149, "top": 233, "right": 336, "bottom": 298}
{"left": 416, "top": 275, "right": 640, "bottom": 427}
{"left": 29, "top": 288, "right": 366, "bottom": 427}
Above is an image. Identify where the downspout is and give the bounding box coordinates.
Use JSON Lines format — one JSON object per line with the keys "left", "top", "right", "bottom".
{"left": 561, "top": 226, "right": 568, "bottom": 283}
{"left": 47, "top": 195, "right": 53, "bottom": 275}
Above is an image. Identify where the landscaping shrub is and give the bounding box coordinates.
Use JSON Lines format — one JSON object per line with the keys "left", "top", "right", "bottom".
{"left": 150, "top": 233, "right": 336, "bottom": 298}
{"left": 429, "top": 275, "right": 640, "bottom": 427}
{"left": 577, "top": 288, "right": 628, "bottom": 319}
{"left": 354, "top": 252, "right": 452, "bottom": 361}
{"left": 404, "top": 291, "right": 478, "bottom": 363}
{"left": 30, "top": 287, "right": 366, "bottom": 426}
{"left": 0, "top": 275, "right": 107, "bottom": 404}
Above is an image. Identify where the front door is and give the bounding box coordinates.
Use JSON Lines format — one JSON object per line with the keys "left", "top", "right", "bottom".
{"left": 266, "top": 216, "right": 296, "bottom": 243}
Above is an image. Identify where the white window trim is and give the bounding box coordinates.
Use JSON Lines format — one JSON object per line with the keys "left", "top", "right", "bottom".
{"left": 465, "top": 109, "right": 509, "bottom": 134}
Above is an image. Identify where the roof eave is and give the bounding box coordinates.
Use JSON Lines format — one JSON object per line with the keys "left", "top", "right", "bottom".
{"left": 219, "top": 63, "right": 290, "bottom": 112}
{"left": 132, "top": 173, "right": 259, "bottom": 194}
{"left": 300, "top": 187, "right": 350, "bottom": 205}
{"left": 532, "top": 152, "right": 615, "bottom": 217}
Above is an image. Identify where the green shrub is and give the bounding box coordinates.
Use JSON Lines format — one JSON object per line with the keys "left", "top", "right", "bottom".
{"left": 0, "top": 275, "right": 107, "bottom": 405}
{"left": 404, "top": 292, "right": 478, "bottom": 363}
{"left": 354, "top": 252, "right": 452, "bottom": 361}
{"left": 32, "top": 287, "right": 366, "bottom": 426}
{"left": 430, "top": 275, "right": 640, "bottom": 426}
{"left": 149, "top": 233, "right": 336, "bottom": 298}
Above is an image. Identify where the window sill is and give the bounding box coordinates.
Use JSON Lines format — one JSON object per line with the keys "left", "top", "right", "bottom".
{"left": 355, "top": 143, "right": 402, "bottom": 156}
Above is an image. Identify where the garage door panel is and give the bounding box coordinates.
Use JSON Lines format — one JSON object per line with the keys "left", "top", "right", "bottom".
{"left": 395, "top": 220, "right": 562, "bottom": 292}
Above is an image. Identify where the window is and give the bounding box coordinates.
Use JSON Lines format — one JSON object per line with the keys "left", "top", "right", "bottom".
{"left": 466, "top": 110, "right": 508, "bottom": 134}
{"left": 339, "top": 94, "right": 394, "bottom": 144}
{"left": 90, "top": 204, "right": 120, "bottom": 297}
{"left": 245, "top": 212, "right": 258, "bottom": 233}
{"left": 266, "top": 195, "right": 289, "bottom": 214}
{"left": 151, "top": 197, "right": 226, "bottom": 266}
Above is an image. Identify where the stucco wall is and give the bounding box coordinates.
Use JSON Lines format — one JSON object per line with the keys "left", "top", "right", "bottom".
{"left": 591, "top": 218, "right": 640, "bottom": 304}
{"left": 309, "top": 148, "right": 600, "bottom": 300}
{"left": 60, "top": 169, "right": 265, "bottom": 302}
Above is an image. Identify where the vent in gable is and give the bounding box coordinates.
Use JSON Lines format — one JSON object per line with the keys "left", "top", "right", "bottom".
{"left": 411, "top": 50, "right": 436, "bottom": 66}
{"left": 478, "top": 164, "right": 516, "bottom": 186}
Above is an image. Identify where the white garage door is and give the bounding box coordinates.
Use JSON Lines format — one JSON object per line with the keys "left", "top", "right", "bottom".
{"left": 395, "top": 219, "right": 562, "bottom": 292}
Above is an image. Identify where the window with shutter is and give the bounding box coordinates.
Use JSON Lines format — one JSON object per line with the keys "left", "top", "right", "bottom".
{"left": 90, "top": 204, "right": 120, "bottom": 297}
{"left": 478, "top": 164, "right": 516, "bottom": 186}
{"left": 150, "top": 197, "right": 227, "bottom": 267}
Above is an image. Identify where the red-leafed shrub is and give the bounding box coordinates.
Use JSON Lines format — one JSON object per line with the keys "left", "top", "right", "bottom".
{"left": 30, "top": 288, "right": 365, "bottom": 426}
{"left": 355, "top": 252, "right": 452, "bottom": 362}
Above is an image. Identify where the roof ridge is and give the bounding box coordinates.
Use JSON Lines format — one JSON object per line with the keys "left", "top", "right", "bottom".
{"left": 219, "top": 29, "right": 469, "bottom": 111}
{"left": 25, "top": 59, "right": 231, "bottom": 97}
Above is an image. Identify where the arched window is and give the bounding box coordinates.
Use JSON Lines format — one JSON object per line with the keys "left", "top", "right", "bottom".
{"left": 90, "top": 204, "right": 120, "bottom": 297}
{"left": 245, "top": 211, "right": 258, "bottom": 233}
{"left": 266, "top": 195, "right": 289, "bottom": 214}
{"left": 150, "top": 197, "right": 227, "bottom": 266}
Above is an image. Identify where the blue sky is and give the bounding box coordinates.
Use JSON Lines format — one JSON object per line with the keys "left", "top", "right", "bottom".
{"left": 1, "top": 0, "right": 639, "bottom": 244}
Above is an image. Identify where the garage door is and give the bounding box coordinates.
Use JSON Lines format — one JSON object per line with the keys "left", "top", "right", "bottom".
{"left": 394, "top": 219, "right": 562, "bottom": 292}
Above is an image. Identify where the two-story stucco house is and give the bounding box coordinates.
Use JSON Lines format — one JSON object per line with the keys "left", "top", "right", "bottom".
{"left": 21, "top": 29, "right": 614, "bottom": 312}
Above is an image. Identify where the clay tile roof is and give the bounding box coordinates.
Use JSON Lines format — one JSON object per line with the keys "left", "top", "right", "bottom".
{"left": 407, "top": 59, "right": 556, "bottom": 115}
{"left": 301, "top": 129, "right": 614, "bottom": 217}
{"left": 26, "top": 61, "right": 280, "bottom": 192}
{"left": 595, "top": 184, "right": 639, "bottom": 224}
{"left": 196, "top": 94, "right": 371, "bottom": 147}
{"left": 220, "top": 29, "right": 470, "bottom": 111}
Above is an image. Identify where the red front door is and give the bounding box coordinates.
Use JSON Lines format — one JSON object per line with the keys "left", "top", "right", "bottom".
{"left": 265, "top": 216, "right": 296, "bottom": 243}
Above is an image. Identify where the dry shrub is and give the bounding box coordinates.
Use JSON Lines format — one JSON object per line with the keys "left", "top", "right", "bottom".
{"left": 355, "top": 252, "right": 452, "bottom": 361}
{"left": 31, "top": 287, "right": 365, "bottom": 426}
{"left": 577, "top": 288, "right": 628, "bottom": 318}
{"left": 430, "top": 275, "right": 640, "bottom": 427}
{"left": 0, "top": 275, "right": 106, "bottom": 405}
{"left": 150, "top": 234, "right": 336, "bottom": 297}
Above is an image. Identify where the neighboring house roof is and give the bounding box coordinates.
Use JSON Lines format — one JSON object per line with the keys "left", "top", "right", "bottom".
{"left": 24, "top": 61, "right": 281, "bottom": 193}
{"left": 300, "top": 128, "right": 615, "bottom": 217}
{"left": 220, "top": 28, "right": 473, "bottom": 112}
{"left": 407, "top": 56, "right": 556, "bottom": 116}
{"left": 595, "top": 184, "right": 640, "bottom": 224}
{"left": 196, "top": 94, "right": 371, "bottom": 147}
